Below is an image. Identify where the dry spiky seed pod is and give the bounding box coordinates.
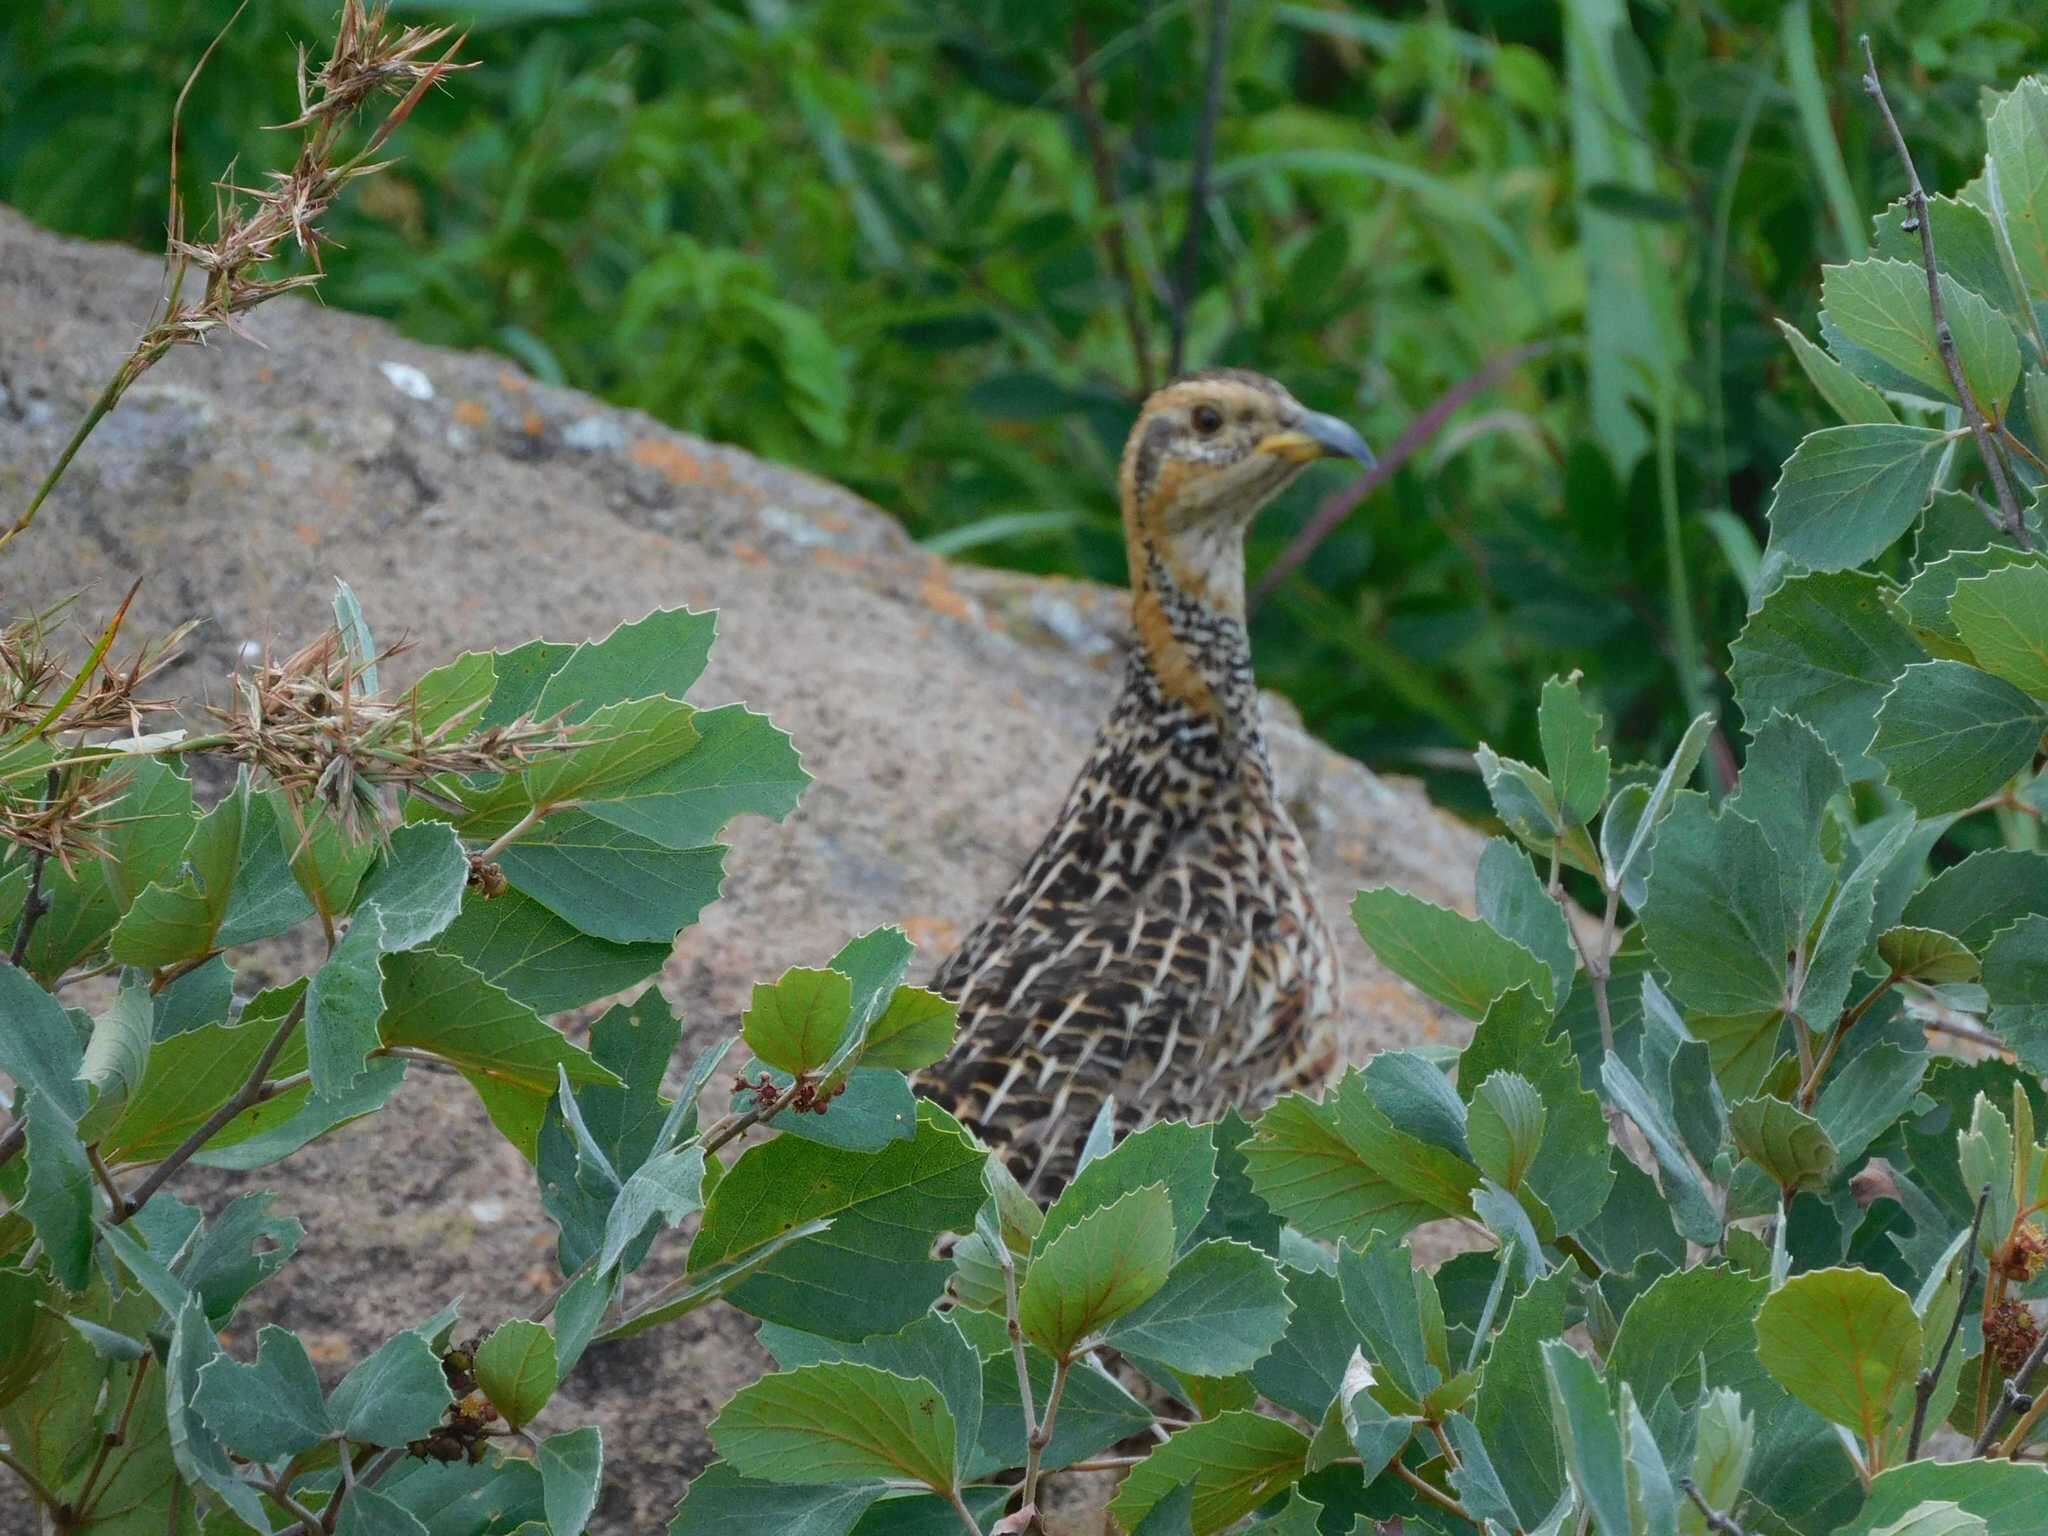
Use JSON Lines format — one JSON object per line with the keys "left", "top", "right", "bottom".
{"left": 1998, "top": 1222, "right": 2048, "bottom": 1284}
{"left": 2, "top": 2, "right": 471, "bottom": 556}
{"left": 1985, "top": 1298, "right": 2043, "bottom": 1378}
{"left": 210, "top": 627, "right": 578, "bottom": 844}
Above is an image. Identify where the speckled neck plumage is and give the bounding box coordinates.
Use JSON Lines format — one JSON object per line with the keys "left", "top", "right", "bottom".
{"left": 921, "top": 370, "right": 1353, "bottom": 1190}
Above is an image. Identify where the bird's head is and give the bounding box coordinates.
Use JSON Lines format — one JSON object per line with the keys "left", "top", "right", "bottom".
{"left": 1118, "top": 369, "right": 1372, "bottom": 616}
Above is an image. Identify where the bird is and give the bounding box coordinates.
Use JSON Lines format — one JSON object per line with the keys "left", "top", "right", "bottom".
{"left": 922, "top": 368, "right": 1373, "bottom": 1192}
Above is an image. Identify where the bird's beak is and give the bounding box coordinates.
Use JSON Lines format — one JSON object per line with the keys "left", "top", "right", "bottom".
{"left": 1255, "top": 410, "right": 1376, "bottom": 468}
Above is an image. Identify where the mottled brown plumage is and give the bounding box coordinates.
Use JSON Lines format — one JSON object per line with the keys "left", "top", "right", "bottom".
{"left": 923, "top": 370, "right": 1373, "bottom": 1190}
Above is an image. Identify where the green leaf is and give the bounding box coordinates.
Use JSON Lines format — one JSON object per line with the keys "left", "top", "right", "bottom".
{"left": 306, "top": 907, "right": 387, "bottom": 1096}
{"left": 100, "top": 756, "right": 196, "bottom": 911}
{"left": 540, "top": 1425, "right": 603, "bottom": 1536}
{"left": 499, "top": 813, "right": 726, "bottom": 944}
{"left": 406, "top": 649, "right": 497, "bottom": 736}
{"left": 1101, "top": 1238, "right": 1292, "bottom": 1377}
{"left": 1542, "top": 1340, "right": 1631, "bottom": 1536}
{"left": 338, "top": 1487, "right": 430, "bottom": 1536}
{"left": 0, "top": 963, "right": 90, "bottom": 1288}
{"left": 1765, "top": 424, "right": 1951, "bottom": 572}
{"left": 1776, "top": 319, "right": 1897, "bottom": 425}
{"left": 1040, "top": 1119, "right": 1216, "bottom": 1257}
{"left": 1475, "top": 840, "right": 1576, "bottom": 1008}
{"left": 1878, "top": 927, "right": 1980, "bottom": 985}
{"left": 480, "top": 638, "right": 575, "bottom": 728}
{"left": 1468, "top": 1072, "right": 1546, "bottom": 1192}
{"left": 1871, "top": 194, "right": 2015, "bottom": 313}
{"left": 434, "top": 884, "right": 670, "bottom": 1015}
{"left": 333, "top": 577, "right": 378, "bottom": 695}
{"left": 1730, "top": 570, "right": 1928, "bottom": 778}
{"left": 163, "top": 1297, "right": 272, "bottom": 1529}
{"left": 1106, "top": 1412, "right": 1308, "bottom": 1535}
{"left": 1352, "top": 887, "right": 1553, "bottom": 1020}
{"left": 78, "top": 981, "right": 152, "bottom": 1133}
{"left": 1754, "top": 1266, "right": 1920, "bottom": 1454}
{"left": 1902, "top": 849, "right": 2048, "bottom": 948}
{"left": 1801, "top": 816, "right": 1917, "bottom": 1025}
{"left": 277, "top": 796, "right": 376, "bottom": 924}
{"left": 1458, "top": 989, "right": 1614, "bottom": 1235}
{"left": 859, "top": 986, "right": 958, "bottom": 1073}
{"left": 1475, "top": 1270, "right": 1571, "bottom": 1525}
{"left": 743, "top": 967, "right": 854, "bottom": 1076}
{"left": 1983, "top": 915, "right": 2048, "bottom": 1072}
{"left": 1729, "top": 1096, "right": 1839, "bottom": 1193}
{"left": 1250, "top": 1265, "right": 1352, "bottom": 1421}
{"left": 192, "top": 1324, "right": 332, "bottom": 1462}
{"left": 1841, "top": 1459, "right": 2048, "bottom": 1535}
{"left": 1640, "top": 795, "right": 1794, "bottom": 1015}
{"left": 666, "top": 1463, "right": 884, "bottom": 1536}
{"left": 1988, "top": 77, "right": 2048, "bottom": 300}
{"left": 710, "top": 1362, "right": 956, "bottom": 1490}
{"left": 596, "top": 1144, "right": 705, "bottom": 1277}
{"left": 353, "top": 822, "right": 470, "bottom": 952}
{"left": 757, "top": 1313, "right": 985, "bottom": 1483}
{"left": 1898, "top": 544, "right": 2037, "bottom": 649}
{"left": 686, "top": 1101, "right": 987, "bottom": 1340}
{"left": 327, "top": 1328, "right": 455, "bottom": 1447}
{"left": 1474, "top": 743, "right": 1600, "bottom": 874}
{"left": 378, "top": 949, "right": 620, "bottom": 1158}
{"left": 532, "top": 607, "right": 718, "bottom": 723}
{"left": 519, "top": 696, "right": 700, "bottom": 811}
{"left": 581, "top": 703, "right": 808, "bottom": 849}
{"left": 1950, "top": 564, "right": 2048, "bottom": 697}
{"left": 1726, "top": 711, "right": 1842, "bottom": 914}
{"left": 1602, "top": 1054, "right": 1722, "bottom": 1245}
{"left": 1870, "top": 660, "right": 2047, "bottom": 814}
{"left": 753, "top": 1066, "right": 917, "bottom": 1153}
{"left": 1245, "top": 1069, "right": 1479, "bottom": 1242}
{"left": 1821, "top": 258, "right": 2019, "bottom": 409}
{"left": 1018, "top": 1184, "right": 1174, "bottom": 1359}
{"left": 1338, "top": 1231, "right": 1439, "bottom": 1404}
{"left": 1538, "top": 675, "right": 1611, "bottom": 826}
{"left": 1815, "top": 1043, "right": 1929, "bottom": 1166}
{"left": 474, "top": 1319, "right": 557, "bottom": 1432}
{"left": 1687, "top": 1389, "right": 1757, "bottom": 1536}
{"left": 110, "top": 775, "right": 311, "bottom": 966}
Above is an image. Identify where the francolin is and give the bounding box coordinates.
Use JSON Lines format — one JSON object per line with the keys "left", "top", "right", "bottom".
{"left": 924, "top": 370, "right": 1372, "bottom": 1190}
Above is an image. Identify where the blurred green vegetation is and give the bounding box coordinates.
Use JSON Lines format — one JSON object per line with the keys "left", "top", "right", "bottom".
{"left": 3, "top": 0, "right": 2041, "bottom": 816}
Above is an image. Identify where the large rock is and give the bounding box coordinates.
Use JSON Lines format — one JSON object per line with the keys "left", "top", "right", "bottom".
{"left": 0, "top": 206, "right": 1483, "bottom": 1534}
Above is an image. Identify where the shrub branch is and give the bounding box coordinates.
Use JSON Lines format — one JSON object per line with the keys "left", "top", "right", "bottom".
{"left": 1908, "top": 1184, "right": 1990, "bottom": 1459}
{"left": 1858, "top": 36, "right": 2032, "bottom": 551}
{"left": 114, "top": 991, "right": 308, "bottom": 1221}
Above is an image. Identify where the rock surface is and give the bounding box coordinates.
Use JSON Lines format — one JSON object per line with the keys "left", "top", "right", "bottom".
{"left": 0, "top": 206, "right": 1483, "bottom": 1534}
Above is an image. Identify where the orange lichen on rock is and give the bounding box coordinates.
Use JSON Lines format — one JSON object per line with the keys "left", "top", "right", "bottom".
{"left": 452, "top": 399, "right": 487, "bottom": 428}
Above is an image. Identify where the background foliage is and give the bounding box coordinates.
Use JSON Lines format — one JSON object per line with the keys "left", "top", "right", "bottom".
{"left": 6, "top": 0, "right": 2043, "bottom": 818}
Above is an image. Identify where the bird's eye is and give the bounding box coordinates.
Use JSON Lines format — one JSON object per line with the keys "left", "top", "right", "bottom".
{"left": 1191, "top": 404, "right": 1223, "bottom": 435}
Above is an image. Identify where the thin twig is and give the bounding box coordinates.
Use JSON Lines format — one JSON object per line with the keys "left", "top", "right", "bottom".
{"left": 997, "top": 1232, "right": 1038, "bottom": 1454}
{"left": 946, "top": 1486, "right": 987, "bottom": 1536}
{"left": 1168, "top": 0, "right": 1229, "bottom": 377}
{"left": 1250, "top": 341, "right": 1557, "bottom": 607}
{"left": 1974, "top": 1326, "right": 2048, "bottom": 1456}
{"left": 1060, "top": 1455, "right": 1145, "bottom": 1472}
{"left": 1070, "top": 21, "right": 1154, "bottom": 394}
{"left": 0, "top": 1445, "right": 58, "bottom": 1511}
{"left": 116, "top": 992, "right": 308, "bottom": 1221}
{"left": 1909, "top": 1185, "right": 1990, "bottom": 1459}
{"left": 87, "top": 1143, "right": 125, "bottom": 1211}
{"left": 70, "top": 1354, "right": 153, "bottom": 1521}
{"left": 1390, "top": 1461, "right": 1474, "bottom": 1526}
{"left": 472, "top": 801, "right": 550, "bottom": 864}
{"left": 1921, "top": 1014, "right": 2015, "bottom": 1054}
{"left": 1679, "top": 1477, "right": 1752, "bottom": 1536}
{"left": 1020, "top": 1356, "right": 1071, "bottom": 1514}
{"left": 8, "top": 769, "right": 61, "bottom": 965}
{"left": 1798, "top": 973, "right": 1899, "bottom": 1109}
{"left": 1859, "top": 36, "right": 2032, "bottom": 551}
{"left": 0, "top": 1122, "right": 20, "bottom": 1172}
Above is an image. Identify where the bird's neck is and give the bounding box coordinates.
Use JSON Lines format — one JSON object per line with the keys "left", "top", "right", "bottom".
{"left": 1126, "top": 532, "right": 1262, "bottom": 747}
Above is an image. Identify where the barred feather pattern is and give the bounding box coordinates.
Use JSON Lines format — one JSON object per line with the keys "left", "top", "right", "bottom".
{"left": 923, "top": 551, "right": 1339, "bottom": 1191}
